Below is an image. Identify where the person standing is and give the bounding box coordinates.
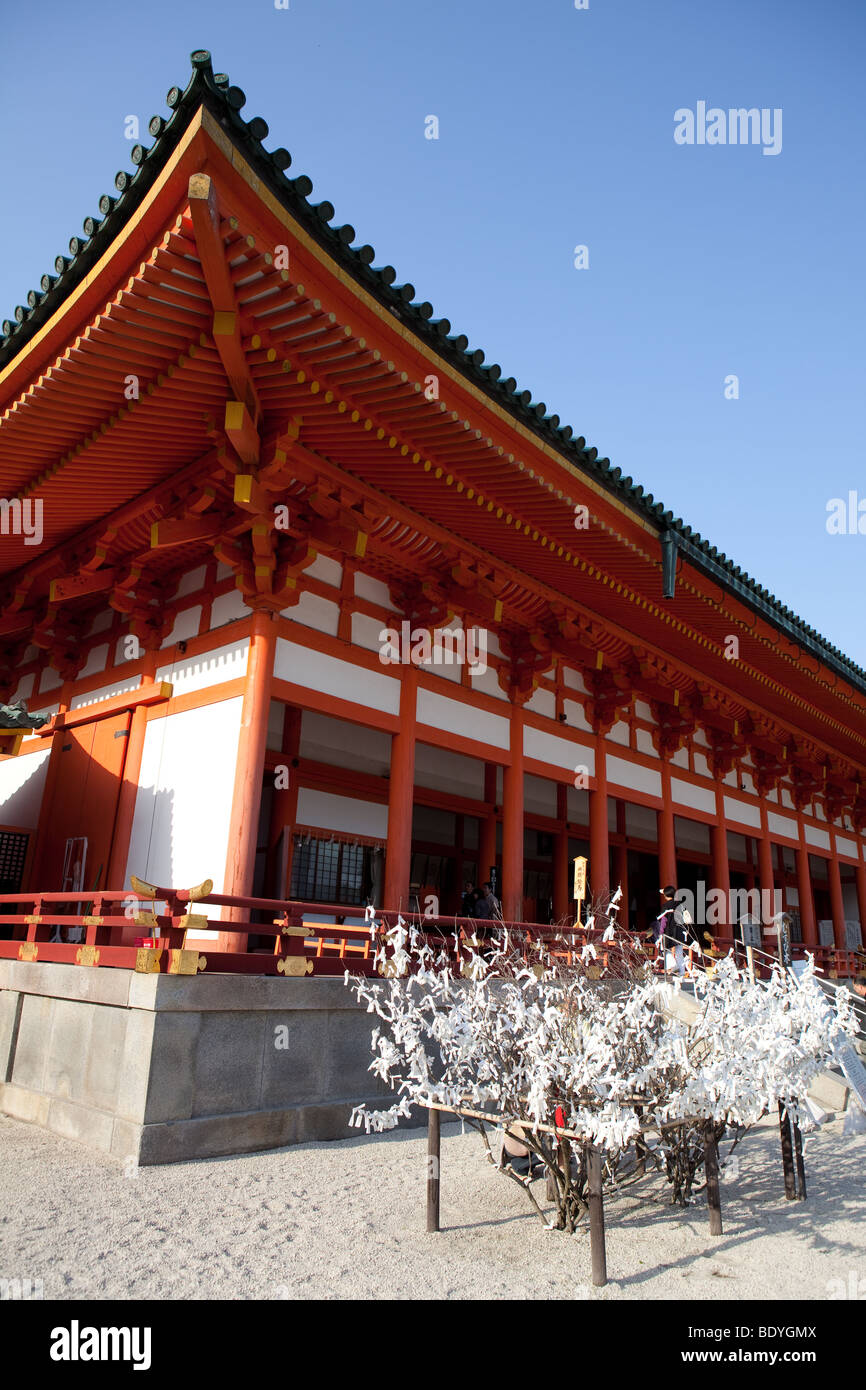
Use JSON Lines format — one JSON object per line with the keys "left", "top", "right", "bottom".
{"left": 482, "top": 881, "right": 502, "bottom": 920}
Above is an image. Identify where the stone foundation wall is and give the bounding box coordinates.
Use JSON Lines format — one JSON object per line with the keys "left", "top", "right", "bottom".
{"left": 0, "top": 962, "right": 401, "bottom": 1165}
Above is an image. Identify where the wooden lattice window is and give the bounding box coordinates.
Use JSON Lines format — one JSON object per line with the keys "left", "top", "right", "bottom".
{"left": 290, "top": 835, "right": 373, "bottom": 905}
{"left": 0, "top": 830, "right": 29, "bottom": 894}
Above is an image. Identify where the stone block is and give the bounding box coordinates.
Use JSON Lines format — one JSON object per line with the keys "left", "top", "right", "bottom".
{"left": 0, "top": 1081, "right": 51, "bottom": 1126}
{"left": 143, "top": 1012, "right": 201, "bottom": 1123}
{"left": 115, "top": 1009, "right": 156, "bottom": 1123}
{"left": 0, "top": 989, "right": 22, "bottom": 1080}
{"left": 47, "top": 1095, "right": 115, "bottom": 1153}
{"left": 81, "top": 1006, "right": 130, "bottom": 1112}
{"left": 44, "top": 998, "right": 95, "bottom": 1102}
{"left": 110, "top": 1117, "right": 143, "bottom": 1164}
{"left": 191, "top": 1009, "right": 267, "bottom": 1115}
{"left": 259, "top": 1009, "right": 328, "bottom": 1108}
{"left": 8, "top": 992, "right": 53, "bottom": 1091}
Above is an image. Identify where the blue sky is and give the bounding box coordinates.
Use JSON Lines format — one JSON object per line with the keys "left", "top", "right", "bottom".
{"left": 2, "top": 0, "right": 864, "bottom": 666}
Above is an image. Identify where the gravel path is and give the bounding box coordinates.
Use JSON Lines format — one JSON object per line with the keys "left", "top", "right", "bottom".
{"left": 1, "top": 1110, "right": 863, "bottom": 1300}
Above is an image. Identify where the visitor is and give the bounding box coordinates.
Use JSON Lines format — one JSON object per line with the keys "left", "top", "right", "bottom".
{"left": 482, "top": 881, "right": 501, "bottom": 920}
{"left": 460, "top": 880, "right": 475, "bottom": 918}
{"left": 853, "top": 975, "right": 866, "bottom": 999}
{"left": 470, "top": 888, "right": 492, "bottom": 921}
{"left": 653, "top": 886, "right": 676, "bottom": 962}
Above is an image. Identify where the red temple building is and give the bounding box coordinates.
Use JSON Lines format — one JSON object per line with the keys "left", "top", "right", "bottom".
{"left": 2, "top": 50, "right": 866, "bottom": 968}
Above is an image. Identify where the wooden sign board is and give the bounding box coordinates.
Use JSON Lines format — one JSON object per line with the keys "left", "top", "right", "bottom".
{"left": 573, "top": 856, "right": 587, "bottom": 902}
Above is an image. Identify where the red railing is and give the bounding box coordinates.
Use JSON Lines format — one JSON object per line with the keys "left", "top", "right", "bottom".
{"left": 0, "top": 886, "right": 861, "bottom": 981}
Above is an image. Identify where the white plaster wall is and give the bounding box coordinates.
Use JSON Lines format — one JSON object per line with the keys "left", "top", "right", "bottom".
{"left": 525, "top": 688, "right": 556, "bottom": 719}
{"left": 287, "top": 591, "right": 340, "bottom": 637}
{"left": 836, "top": 835, "right": 858, "bottom": 859}
{"left": 70, "top": 675, "right": 141, "bottom": 710}
{"left": 176, "top": 565, "right": 207, "bottom": 597}
{"left": 468, "top": 665, "right": 508, "bottom": 701}
{"left": 354, "top": 571, "right": 393, "bottom": 608}
{"left": 124, "top": 698, "right": 243, "bottom": 918}
{"left": 524, "top": 726, "right": 594, "bottom": 776}
{"left": 524, "top": 773, "right": 557, "bottom": 817}
{"left": 305, "top": 554, "right": 342, "bottom": 588}
{"left": 296, "top": 788, "right": 388, "bottom": 839}
{"left": 804, "top": 824, "right": 832, "bottom": 851}
{"left": 671, "top": 777, "right": 715, "bottom": 815}
{"left": 160, "top": 606, "right": 202, "bottom": 648}
{"left": 276, "top": 639, "right": 400, "bottom": 716}
{"left": 634, "top": 729, "right": 657, "bottom": 758}
{"left": 417, "top": 689, "right": 510, "bottom": 750}
{"left": 156, "top": 639, "right": 249, "bottom": 697}
{"left": 607, "top": 721, "right": 630, "bottom": 747}
{"left": 723, "top": 796, "right": 761, "bottom": 830}
{"left": 11, "top": 672, "right": 34, "bottom": 703}
{"left": 351, "top": 612, "right": 387, "bottom": 654}
{"left": 768, "top": 810, "right": 799, "bottom": 840}
{"left": 79, "top": 644, "right": 109, "bottom": 679}
{"left": 607, "top": 755, "right": 661, "bottom": 799}
{"left": 211, "top": 589, "right": 252, "bottom": 628}
{"left": 0, "top": 748, "right": 51, "bottom": 827}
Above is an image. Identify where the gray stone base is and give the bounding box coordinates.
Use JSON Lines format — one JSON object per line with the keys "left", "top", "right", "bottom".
{"left": 0, "top": 961, "right": 411, "bottom": 1165}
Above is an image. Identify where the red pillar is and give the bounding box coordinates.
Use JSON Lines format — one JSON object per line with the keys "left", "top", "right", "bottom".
{"left": 220, "top": 611, "right": 277, "bottom": 950}
{"left": 796, "top": 823, "right": 817, "bottom": 946}
{"left": 502, "top": 704, "right": 524, "bottom": 922}
{"left": 109, "top": 651, "right": 159, "bottom": 944}
{"left": 711, "top": 784, "right": 730, "bottom": 932}
{"left": 553, "top": 782, "right": 569, "bottom": 921}
{"left": 758, "top": 810, "right": 778, "bottom": 933}
{"left": 856, "top": 862, "right": 866, "bottom": 943}
{"left": 479, "top": 762, "right": 498, "bottom": 891}
{"left": 827, "top": 854, "right": 847, "bottom": 951}
{"left": 658, "top": 762, "right": 676, "bottom": 890}
{"left": 383, "top": 665, "right": 418, "bottom": 912}
{"left": 589, "top": 736, "right": 609, "bottom": 902}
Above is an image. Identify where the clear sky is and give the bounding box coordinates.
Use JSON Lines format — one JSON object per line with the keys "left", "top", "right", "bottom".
{"left": 2, "top": 0, "right": 864, "bottom": 667}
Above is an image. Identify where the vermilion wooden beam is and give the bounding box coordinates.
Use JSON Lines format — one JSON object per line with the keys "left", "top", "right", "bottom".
{"left": 224, "top": 399, "right": 260, "bottom": 466}
{"left": 188, "top": 172, "right": 262, "bottom": 429}
{"left": 150, "top": 517, "right": 222, "bottom": 549}
{"left": 49, "top": 570, "right": 117, "bottom": 603}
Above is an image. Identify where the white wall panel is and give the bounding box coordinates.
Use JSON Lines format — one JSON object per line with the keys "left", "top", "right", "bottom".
{"left": 804, "top": 824, "right": 831, "bottom": 851}
{"left": 836, "top": 835, "right": 858, "bottom": 859}
{"left": 276, "top": 638, "right": 400, "bottom": 716}
{"left": 768, "top": 811, "right": 799, "bottom": 840}
{"left": 306, "top": 554, "right": 342, "bottom": 588}
{"left": 0, "top": 748, "right": 51, "bottom": 827}
{"left": 417, "top": 688, "right": 510, "bottom": 750}
{"left": 157, "top": 639, "right": 249, "bottom": 697}
{"left": 671, "top": 777, "right": 715, "bottom": 814}
{"left": 125, "top": 698, "right": 243, "bottom": 917}
{"left": 287, "top": 591, "right": 340, "bottom": 637}
{"left": 70, "top": 675, "right": 141, "bottom": 710}
{"left": 296, "top": 788, "right": 388, "bottom": 839}
{"left": 354, "top": 571, "right": 393, "bottom": 608}
{"left": 607, "top": 755, "right": 661, "bottom": 799}
{"left": 723, "top": 796, "right": 762, "bottom": 829}
{"left": 525, "top": 726, "right": 595, "bottom": 776}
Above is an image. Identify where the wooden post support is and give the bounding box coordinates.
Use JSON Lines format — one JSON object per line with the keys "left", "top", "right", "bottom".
{"left": 634, "top": 1106, "right": 646, "bottom": 1177}
{"left": 586, "top": 1144, "right": 607, "bottom": 1287}
{"left": 703, "top": 1120, "right": 723, "bottom": 1236}
{"left": 427, "top": 1107, "right": 441, "bottom": 1233}
{"left": 779, "top": 1101, "right": 797, "bottom": 1200}
{"left": 792, "top": 1114, "right": 807, "bottom": 1201}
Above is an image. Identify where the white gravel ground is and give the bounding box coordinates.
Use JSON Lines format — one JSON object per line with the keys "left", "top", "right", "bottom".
{"left": 1, "top": 1110, "right": 863, "bottom": 1300}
